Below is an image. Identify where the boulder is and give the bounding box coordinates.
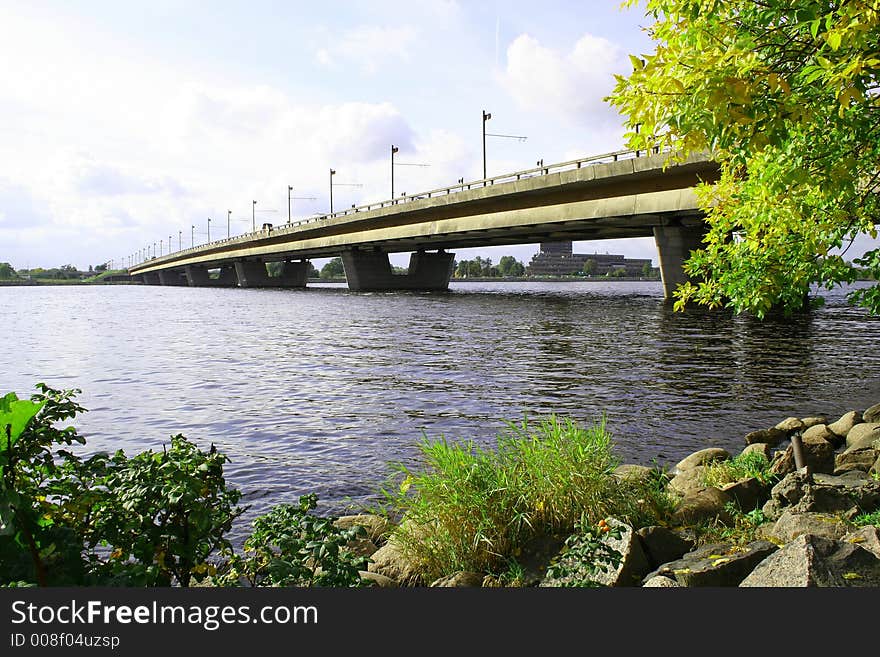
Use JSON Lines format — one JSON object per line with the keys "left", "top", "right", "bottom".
{"left": 770, "top": 445, "right": 797, "bottom": 478}
{"left": 846, "top": 422, "right": 880, "bottom": 450}
{"left": 642, "top": 575, "right": 680, "bottom": 587}
{"left": 740, "top": 534, "right": 880, "bottom": 587}
{"left": 429, "top": 571, "right": 484, "bottom": 587}
{"left": 636, "top": 526, "right": 696, "bottom": 570}
{"left": 768, "top": 510, "right": 850, "bottom": 543}
{"left": 542, "top": 518, "right": 651, "bottom": 587}
{"left": 775, "top": 417, "right": 805, "bottom": 435}
{"left": 741, "top": 443, "right": 772, "bottom": 461}
{"left": 863, "top": 402, "right": 880, "bottom": 423}
{"left": 646, "top": 540, "right": 778, "bottom": 587}
{"left": 745, "top": 428, "right": 787, "bottom": 447}
{"left": 335, "top": 514, "right": 393, "bottom": 544}
{"left": 844, "top": 526, "right": 880, "bottom": 559}
{"left": 835, "top": 448, "right": 880, "bottom": 475}
{"left": 802, "top": 424, "right": 841, "bottom": 450}
{"left": 769, "top": 470, "right": 813, "bottom": 507}
{"left": 671, "top": 487, "right": 735, "bottom": 526}
{"left": 613, "top": 464, "right": 655, "bottom": 482}
{"left": 668, "top": 467, "right": 708, "bottom": 497}
{"left": 872, "top": 456, "right": 880, "bottom": 477}
{"left": 828, "top": 411, "right": 863, "bottom": 441}
{"left": 800, "top": 431, "right": 836, "bottom": 474}
{"left": 800, "top": 416, "right": 828, "bottom": 429}
{"left": 720, "top": 477, "right": 770, "bottom": 513}
{"left": 674, "top": 448, "right": 731, "bottom": 473}
{"left": 367, "top": 523, "right": 426, "bottom": 585}
{"left": 358, "top": 570, "right": 398, "bottom": 588}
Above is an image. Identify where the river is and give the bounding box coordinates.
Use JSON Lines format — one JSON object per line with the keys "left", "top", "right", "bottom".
{"left": 4, "top": 280, "right": 880, "bottom": 542}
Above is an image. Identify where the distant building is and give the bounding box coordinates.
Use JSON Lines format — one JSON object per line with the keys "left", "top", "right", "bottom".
{"left": 527, "top": 241, "right": 654, "bottom": 277}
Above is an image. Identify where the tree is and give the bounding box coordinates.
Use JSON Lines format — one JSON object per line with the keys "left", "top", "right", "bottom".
{"left": 582, "top": 258, "right": 597, "bottom": 276}
{"left": 0, "top": 262, "right": 17, "bottom": 280}
{"left": 608, "top": 1, "right": 880, "bottom": 317}
{"left": 320, "top": 257, "right": 345, "bottom": 279}
{"left": 498, "top": 255, "right": 525, "bottom": 277}
{"left": 642, "top": 261, "right": 654, "bottom": 278}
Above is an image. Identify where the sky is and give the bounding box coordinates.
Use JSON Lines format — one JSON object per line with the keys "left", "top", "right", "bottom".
{"left": 2, "top": 0, "right": 875, "bottom": 273}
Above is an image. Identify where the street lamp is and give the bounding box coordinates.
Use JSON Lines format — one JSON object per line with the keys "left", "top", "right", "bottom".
{"left": 227, "top": 210, "right": 231, "bottom": 238}
{"left": 252, "top": 200, "right": 257, "bottom": 232}
{"left": 482, "top": 110, "right": 491, "bottom": 180}
{"left": 288, "top": 186, "right": 293, "bottom": 224}
{"left": 207, "top": 217, "right": 211, "bottom": 243}
{"left": 329, "top": 169, "right": 336, "bottom": 214}
{"left": 391, "top": 145, "right": 399, "bottom": 199}
{"left": 191, "top": 225, "right": 195, "bottom": 248}
{"left": 169, "top": 235, "right": 172, "bottom": 253}
{"left": 179, "top": 230, "right": 182, "bottom": 251}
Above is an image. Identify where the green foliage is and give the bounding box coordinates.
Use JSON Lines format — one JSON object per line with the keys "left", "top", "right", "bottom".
{"left": 582, "top": 258, "right": 597, "bottom": 276}
{"left": 852, "top": 510, "right": 880, "bottom": 527}
{"left": 700, "top": 452, "right": 777, "bottom": 488}
{"left": 0, "top": 262, "right": 18, "bottom": 280}
{"left": 379, "top": 416, "right": 671, "bottom": 582}
{"left": 497, "top": 255, "right": 526, "bottom": 277}
{"left": 544, "top": 518, "right": 624, "bottom": 587}
{"left": 694, "top": 502, "right": 769, "bottom": 547}
{"left": 320, "top": 257, "right": 345, "bottom": 279}
{"left": 608, "top": 0, "right": 880, "bottom": 317}
{"left": 0, "top": 385, "right": 243, "bottom": 587}
{"left": 218, "top": 494, "right": 368, "bottom": 587}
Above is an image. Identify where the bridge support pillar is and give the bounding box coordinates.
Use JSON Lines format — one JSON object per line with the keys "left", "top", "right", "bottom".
{"left": 342, "top": 249, "right": 454, "bottom": 292}
{"left": 233, "top": 260, "right": 271, "bottom": 287}
{"left": 157, "top": 269, "right": 187, "bottom": 286}
{"left": 269, "top": 260, "right": 309, "bottom": 287}
{"left": 142, "top": 272, "right": 161, "bottom": 285}
{"left": 653, "top": 223, "right": 706, "bottom": 299}
{"left": 185, "top": 265, "right": 212, "bottom": 287}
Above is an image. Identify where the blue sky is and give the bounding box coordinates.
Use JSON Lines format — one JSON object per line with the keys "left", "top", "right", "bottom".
{"left": 3, "top": 1, "right": 874, "bottom": 272}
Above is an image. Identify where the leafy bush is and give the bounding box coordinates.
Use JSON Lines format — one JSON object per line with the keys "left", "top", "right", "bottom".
{"left": 217, "top": 494, "right": 368, "bottom": 587}
{"left": 379, "top": 415, "right": 671, "bottom": 582}
{"left": 544, "top": 517, "right": 624, "bottom": 587}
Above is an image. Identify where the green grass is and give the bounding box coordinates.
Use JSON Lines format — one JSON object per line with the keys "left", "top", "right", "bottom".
{"left": 852, "top": 510, "right": 880, "bottom": 527}
{"left": 700, "top": 451, "right": 777, "bottom": 488}
{"left": 377, "top": 415, "right": 674, "bottom": 583}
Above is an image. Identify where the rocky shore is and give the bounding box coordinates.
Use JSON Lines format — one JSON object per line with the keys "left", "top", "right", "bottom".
{"left": 338, "top": 402, "right": 880, "bottom": 587}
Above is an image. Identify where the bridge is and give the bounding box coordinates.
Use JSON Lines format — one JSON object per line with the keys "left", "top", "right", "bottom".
{"left": 127, "top": 148, "right": 719, "bottom": 298}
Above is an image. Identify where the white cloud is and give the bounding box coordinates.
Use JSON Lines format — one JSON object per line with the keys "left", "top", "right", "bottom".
{"left": 314, "top": 25, "right": 419, "bottom": 74}
{"left": 499, "top": 33, "right": 628, "bottom": 130}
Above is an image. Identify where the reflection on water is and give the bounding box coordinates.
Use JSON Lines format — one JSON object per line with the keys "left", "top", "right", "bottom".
{"left": 3, "top": 280, "right": 880, "bottom": 543}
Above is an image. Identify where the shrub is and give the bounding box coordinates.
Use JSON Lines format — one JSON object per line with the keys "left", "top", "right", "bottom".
{"left": 700, "top": 452, "right": 776, "bottom": 488}
{"left": 379, "top": 415, "right": 671, "bottom": 582}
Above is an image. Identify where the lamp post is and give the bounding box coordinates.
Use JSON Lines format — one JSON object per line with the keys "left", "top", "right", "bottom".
{"left": 169, "top": 235, "right": 172, "bottom": 253}
{"left": 482, "top": 109, "right": 491, "bottom": 180}
{"left": 329, "top": 169, "right": 336, "bottom": 214}
{"left": 288, "top": 186, "right": 293, "bottom": 224}
{"left": 207, "top": 217, "right": 211, "bottom": 243}
{"left": 191, "top": 225, "right": 195, "bottom": 248}
{"left": 179, "top": 231, "right": 182, "bottom": 251}
{"left": 252, "top": 200, "right": 256, "bottom": 232}
{"left": 391, "top": 145, "right": 399, "bottom": 199}
{"left": 227, "top": 210, "right": 231, "bottom": 238}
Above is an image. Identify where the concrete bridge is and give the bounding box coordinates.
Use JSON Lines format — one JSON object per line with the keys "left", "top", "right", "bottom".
{"left": 127, "top": 148, "right": 719, "bottom": 297}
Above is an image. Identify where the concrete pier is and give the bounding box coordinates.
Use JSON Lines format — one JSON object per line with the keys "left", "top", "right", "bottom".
{"left": 233, "top": 260, "right": 271, "bottom": 288}
{"left": 185, "top": 264, "right": 237, "bottom": 287}
{"left": 272, "top": 260, "right": 309, "bottom": 288}
{"left": 157, "top": 269, "right": 187, "bottom": 286}
{"left": 342, "top": 249, "right": 455, "bottom": 292}
{"left": 653, "top": 223, "right": 707, "bottom": 299}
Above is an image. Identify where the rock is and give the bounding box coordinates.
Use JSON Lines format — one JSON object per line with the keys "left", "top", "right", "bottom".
{"left": 745, "top": 428, "right": 787, "bottom": 447}
{"left": 800, "top": 431, "right": 836, "bottom": 474}
{"left": 646, "top": 540, "right": 778, "bottom": 587}
{"left": 335, "top": 514, "right": 393, "bottom": 544}
{"left": 740, "top": 534, "right": 880, "bottom": 587}
{"left": 863, "top": 402, "right": 880, "bottom": 423}
{"left": 668, "top": 467, "right": 708, "bottom": 497}
{"left": 613, "top": 464, "right": 655, "bottom": 482}
{"left": 642, "top": 575, "right": 680, "bottom": 587}
{"left": 844, "top": 526, "right": 880, "bottom": 559}
{"left": 358, "top": 570, "right": 398, "bottom": 587}
{"left": 828, "top": 411, "right": 863, "bottom": 441}
{"left": 720, "top": 477, "right": 770, "bottom": 513}
{"left": 769, "top": 470, "right": 813, "bottom": 507}
{"left": 835, "top": 447, "right": 880, "bottom": 475}
{"left": 429, "top": 571, "right": 484, "bottom": 587}
{"left": 775, "top": 417, "right": 805, "bottom": 434}
{"left": 768, "top": 510, "right": 850, "bottom": 542}
{"left": 770, "top": 445, "right": 796, "bottom": 477}
{"left": 741, "top": 443, "right": 772, "bottom": 461}
{"left": 845, "top": 422, "right": 880, "bottom": 450}
{"left": 542, "top": 518, "right": 651, "bottom": 587}
{"left": 671, "top": 487, "right": 735, "bottom": 526}
{"left": 367, "top": 524, "right": 425, "bottom": 585}
{"left": 803, "top": 424, "right": 841, "bottom": 450}
{"left": 872, "top": 456, "right": 880, "bottom": 477}
{"left": 801, "top": 416, "right": 828, "bottom": 429}
{"left": 346, "top": 537, "right": 379, "bottom": 558}
{"left": 636, "top": 526, "right": 696, "bottom": 570}
{"left": 674, "top": 448, "right": 731, "bottom": 473}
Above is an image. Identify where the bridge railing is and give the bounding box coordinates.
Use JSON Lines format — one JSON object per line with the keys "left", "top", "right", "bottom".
{"left": 133, "top": 146, "right": 664, "bottom": 268}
